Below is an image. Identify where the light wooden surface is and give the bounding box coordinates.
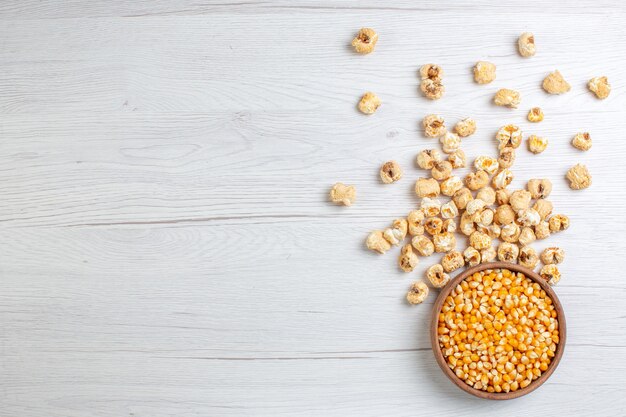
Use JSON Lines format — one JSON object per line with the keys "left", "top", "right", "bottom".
{"left": 1, "top": 1, "right": 625, "bottom": 416}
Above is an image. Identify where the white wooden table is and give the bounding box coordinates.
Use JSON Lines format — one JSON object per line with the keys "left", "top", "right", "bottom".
{"left": 1, "top": 1, "right": 626, "bottom": 416}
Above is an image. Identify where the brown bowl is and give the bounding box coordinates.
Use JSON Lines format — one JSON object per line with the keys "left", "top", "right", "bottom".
{"left": 430, "top": 262, "right": 566, "bottom": 400}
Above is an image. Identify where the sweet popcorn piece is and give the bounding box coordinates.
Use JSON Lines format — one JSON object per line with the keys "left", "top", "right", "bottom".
{"left": 380, "top": 160, "right": 403, "bottom": 183}
{"left": 423, "top": 114, "right": 447, "bottom": 138}
{"left": 463, "top": 247, "right": 481, "bottom": 267}
{"left": 474, "top": 156, "right": 500, "bottom": 175}
{"left": 412, "top": 234, "right": 435, "bottom": 256}
{"left": 473, "top": 61, "right": 496, "bottom": 84}
{"left": 442, "top": 251, "right": 464, "bottom": 273}
{"left": 454, "top": 118, "right": 477, "bottom": 137}
{"left": 421, "top": 197, "right": 442, "bottom": 217}
{"left": 533, "top": 199, "right": 553, "bottom": 220}
{"left": 527, "top": 107, "right": 544, "bottom": 123}
{"left": 420, "top": 79, "right": 445, "bottom": 100}
{"left": 406, "top": 281, "right": 429, "bottom": 304}
{"left": 465, "top": 170, "right": 490, "bottom": 191}
{"left": 497, "top": 242, "right": 519, "bottom": 263}
{"left": 442, "top": 218, "right": 457, "bottom": 233}
{"left": 500, "top": 222, "right": 521, "bottom": 243}
{"left": 441, "top": 201, "right": 459, "bottom": 219}
{"left": 352, "top": 28, "right": 378, "bottom": 54}
{"left": 540, "top": 264, "right": 561, "bottom": 286}
{"left": 535, "top": 221, "right": 551, "bottom": 239}
{"left": 417, "top": 149, "right": 443, "bottom": 169}
{"left": 494, "top": 89, "right": 521, "bottom": 108}
{"left": 358, "top": 92, "right": 381, "bottom": 114}
{"left": 440, "top": 176, "right": 464, "bottom": 196}
{"left": 424, "top": 216, "right": 444, "bottom": 236}
{"left": 496, "top": 125, "right": 523, "bottom": 150}
{"left": 480, "top": 246, "right": 497, "bottom": 263}
{"left": 448, "top": 149, "right": 467, "bottom": 168}
{"left": 383, "top": 219, "right": 408, "bottom": 245}
{"left": 399, "top": 244, "right": 419, "bottom": 272}
{"left": 495, "top": 189, "right": 512, "bottom": 206}
{"left": 498, "top": 147, "right": 516, "bottom": 169}
{"left": 460, "top": 212, "right": 476, "bottom": 236}
{"left": 509, "top": 190, "right": 532, "bottom": 211}
{"left": 366, "top": 230, "right": 391, "bottom": 254}
{"left": 548, "top": 214, "right": 570, "bottom": 232}
{"left": 469, "top": 231, "right": 492, "bottom": 250}
{"left": 541, "top": 247, "right": 565, "bottom": 265}
{"left": 527, "top": 179, "right": 552, "bottom": 199}
{"left": 566, "top": 164, "right": 592, "bottom": 190}
{"left": 572, "top": 132, "right": 592, "bottom": 151}
{"left": 427, "top": 264, "right": 451, "bottom": 288}
{"left": 452, "top": 187, "right": 473, "bottom": 210}
{"left": 440, "top": 131, "right": 462, "bottom": 154}
{"left": 518, "top": 32, "right": 536, "bottom": 57}
{"left": 518, "top": 227, "right": 536, "bottom": 246}
{"left": 420, "top": 64, "right": 444, "bottom": 81}
{"left": 495, "top": 204, "right": 516, "bottom": 226}
{"left": 588, "top": 76, "right": 611, "bottom": 99}
{"left": 433, "top": 232, "right": 456, "bottom": 253}
{"left": 492, "top": 169, "right": 514, "bottom": 190}
{"left": 329, "top": 183, "right": 356, "bottom": 206}
{"left": 415, "top": 178, "right": 441, "bottom": 198}
{"left": 407, "top": 210, "right": 425, "bottom": 236}
{"left": 542, "top": 70, "right": 571, "bottom": 94}
{"left": 528, "top": 135, "right": 548, "bottom": 154}
{"left": 517, "top": 208, "right": 541, "bottom": 227}
{"left": 519, "top": 246, "right": 539, "bottom": 269}
{"left": 431, "top": 160, "right": 453, "bottom": 181}
{"left": 476, "top": 187, "right": 496, "bottom": 205}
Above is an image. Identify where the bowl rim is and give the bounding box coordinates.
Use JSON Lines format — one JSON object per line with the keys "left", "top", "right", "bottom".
{"left": 430, "top": 261, "right": 566, "bottom": 400}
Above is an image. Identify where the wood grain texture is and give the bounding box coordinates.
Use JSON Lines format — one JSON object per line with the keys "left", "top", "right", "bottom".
{"left": 1, "top": 1, "right": 626, "bottom": 416}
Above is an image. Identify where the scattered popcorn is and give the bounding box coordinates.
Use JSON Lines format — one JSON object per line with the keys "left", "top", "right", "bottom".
{"left": 412, "top": 234, "right": 435, "bottom": 256}
{"left": 527, "top": 107, "right": 544, "bottom": 122}
{"left": 423, "top": 114, "right": 447, "bottom": 137}
{"left": 517, "top": 208, "right": 541, "bottom": 227}
{"left": 495, "top": 189, "right": 512, "bottom": 206}
{"left": 528, "top": 135, "right": 548, "bottom": 154}
{"left": 431, "top": 160, "right": 453, "bottom": 180}
{"left": 498, "top": 147, "right": 516, "bottom": 169}
{"left": 465, "top": 170, "right": 490, "bottom": 191}
{"left": 442, "top": 251, "right": 464, "bottom": 272}
{"left": 480, "top": 246, "right": 497, "bottom": 263}
{"left": 473, "top": 61, "right": 496, "bottom": 84}
{"left": 419, "top": 64, "right": 445, "bottom": 100}
{"left": 540, "top": 264, "right": 561, "bottom": 286}
{"left": 383, "top": 218, "right": 408, "bottom": 245}
{"left": 469, "top": 231, "right": 492, "bottom": 250}
{"left": 415, "top": 177, "right": 441, "bottom": 198}
{"left": 474, "top": 156, "right": 500, "bottom": 175}
{"left": 440, "top": 131, "right": 462, "bottom": 154}
{"left": 497, "top": 242, "right": 519, "bottom": 263}
{"left": 494, "top": 88, "right": 521, "bottom": 108}
{"left": 509, "top": 190, "right": 532, "bottom": 211}
{"left": 476, "top": 187, "right": 496, "bottom": 205}
{"left": 572, "top": 132, "right": 592, "bottom": 151}
{"left": 496, "top": 125, "right": 523, "bottom": 150}
{"left": 518, "top": 227, "right": 536, "bottom": 246}
{"left": 427, "top": 264, "right": 450, "bottom": 288}
{"left": 358, "top": 92, "right": 381, "bottom": 114}
{"left": 492, "top": 169, "right": 513, "bottom": 189}
{"left": 500, "top": 222, "right": 521, "bottom": 243}
{"left": 566, "top": 163, "right": 592, "bottom": 190}
{"left": 442, "top": 218, "right": 457, "bottom": 233}
{"left": 424, "top": 216, "right": 444, "bottom": 235}
{"left": 519, "top": 246, "right": 539, "bottom": 269}
{"left": 588, "top": 76, "right": 611, "bottom": 99}
{"left": 517, "top": 32, "right": 536, "bottom": 57}
{"left": 421, "top": 197, "right": 442, "bottom": 217}
{"left": 351, "top": 28, "right": 378, "bottom": 54}
{"left": 448, "top": 149, "right": 467, "bottom": 168}
{"left": 527, "top": 179, "right": 552, "bottom": 199}
{"left": 495, "top": 205, "right": 516, "bottom": 226}
{"left": 440, "top": 175, "right": 464, "bottom": 196}
{"left": 406, "top": 281, "right": 429, "bottom": 304}
{"left": 329, "top": 182, "right": 356, "bottom": 206}
{"left": 533, "top": 199, "right": 553, "bottom": 220}
{"left": 541, "top": 247, "right": 565, "bottom": 265}
{"left": 441, "top": 201, "right": 459, "bottom": 219}
{"left": 366, "top": 230, "right": 391, "bottom": 254}
{"left": 463, "top": 246, "right": 481, "bottom": 267}
{"left": 542, "top": 70, "right": 570, "bottom": 94}
{"left": 380, "top": 160, "right": 403, "bottom": 183}
{"left": 434, "top": 232, "right": 456, "bottom": 252}
{"left": 452, "top": 187, "right": 474, "bottom": 210}
{"left": 417, "top": 149, "right": 443, "bottom": 169}
{"left": 454, "top": 118, "right": 477, "bottom": 137}
{"left": 548, "top": 214, "right": 570, "bottom": 232}
{"left": 460, "top": 212, "right": 476, "bottom": 236}
{"left": 398, "top": 244, "right": 419, "bottom": 272}
{"left": 535, "top": 221, "right": 551, "bottom": 239}
{"left": 407, "top": 210, "right": 425, "bottom": 236}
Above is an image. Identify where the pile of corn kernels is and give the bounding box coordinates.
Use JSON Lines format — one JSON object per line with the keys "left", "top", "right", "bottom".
{"left": 329, "top": 29, "right": 608, "bottom": 305}
{"left": 438, "top": 268, "right": 559, "bottom": 393}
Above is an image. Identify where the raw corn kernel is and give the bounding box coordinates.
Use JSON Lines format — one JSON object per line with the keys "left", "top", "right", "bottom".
{"left": 438, "top": 269, "right": 559, "bottom": 393}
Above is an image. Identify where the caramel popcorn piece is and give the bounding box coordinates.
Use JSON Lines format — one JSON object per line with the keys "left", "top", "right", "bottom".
{"left": 540, "top": 247, "right": 565, "bottom": 265}
{"left": 454, "top": 118, "right": 477, "bottom": 137}
{"left": 459, "top": 212, "right": 476, "bottom": 236}
{"left": 448, "top": 149, "right": 467, "bottom": 168}
{"left": 423, "top": 114, "right": 447, "bottom": 138}
{"left": 442, "top": 251, "right": 464, "bottom": 273}
{"left": 407, "top": 209, "right": 425, "bottom": 236}
{"left": 380, "top": 160, "right": 403, "bottom": 184}
{"left": 383, "top": 218, "right": 408, "bottom": 246}
{"left": 427, "top": 264, "right": 450, "bottom": 288}
{"left": 509, "top": 190, "right": 532, "bottom": 211}
{"left": 495, "top": 189, "right": 511, "bottom": 206}
{"left": 495, "top": 204, "right": 516, "bottom": 226}
{"left": 548, "top": 214, "right": 570, "bottom": 232}
{"left": 492, "top": 169, "right": 513, "bottom": 190}
{"left": 469, "top": 231, "right": 492, "bottom": 250}
{"left": 398, "top": 244, "right": 419, "bottom": 272}
{"left": 517, "top": 208, "right": 541, "bottom": 227}
{"left": 500, "top": 222, "right": 521, "bottom": 243}
{"left": 452, "top": 187, "right": 473, "bottom": 210}
{"left": 519, "top": 246, "right": 539, "bottom": 269}
{"left": 431, "top": 160, "right": 453, "bottom": 180}
{"left": 420, "top": 64, "right": 444, "bottom": 81}
{"left": 463, "top": 247, "right": 481, "bottom": 267}
{"left": 527, "top": 107, "right": 544, "bottom": 123}
{"left": 476, "top": 187, "right": 496, "bottom": 205}
{"left": 566, "top": 163, "right": 592, "bottom": 190}
{"left": 480, "top": 246, "right": 497, "bottom": 263}
{"left": 440, "top": 131, "right": 461, "bottom": 154}
{"left": 518, "top": 227, "right": 536, "bottom": 246}
{"left": 588, "top": 76, "right": 611, "bottom": 99}
{"left": 497, "top": 242, "right": 519, "bottom": 263}
{"left": 494, "top": 88, "right": 521, "bottom": 108}
{"left": 358, "top": 92, "right": 381, "bottom": 114}
{"left": 527, "top": 179, "right": 552, "bottom": 199}
{"left": 419, "top": 64, "right": 445, "bottom": 100}
{"left": 533, "top": 199, "right": 553, "bottom": 220}
{"left": 517, "top": 32, "right": 536, "bottom": 57}
{"left": 440, "top": 176, "right": 463, "bottom": 197}
{"left": 415, "top": 177, "right": 441, "bottom": 198}
{"left": 442, "top": 218, "right": 457, "bottom": 233}
{"left": 433, "top": 232, "right": 456, "bottom": 253}
{"left": 496, "top": 125, "right": 523, "bottom": 150}
{"left": 474, "top": 156, "right": 500, "bottom": 175}
{"left": 406, "top": 281, "right": 429, "bottom": 304}
{"left": 528, "top": 135, "right": 548, "bottom": 154}
{"left": 540, "top": 264, "right": 561, "bottom": 286}
{"left": 465, "top": 170, "right": 490, "bottom": 191}
{"left": 329, "top": 182, "right": 356, "bottom": 206}
{"left": 535, "top": 221, "right": 551, "bottom": 239}
{"left": 366, "top": 230, "right": 391, "bottom": 254}
{"left": 421, "top": 197, "right": 442, "bottom": 217}
{"left": 441, "top": 201, "right": 459, "bottom": 219}
{"left": 412, "top": 234, "right": 435, "bottom": 256}
{"left": 572, "top": 132, "right": 592, "bottom": 151}
{"left": 542, "top": 70, "right": 570, "bottom": 94}
{"left": 498, "top": 147, "right": 516, "bottom": 169}
{"left": 473, "top": 61, "right": 496, "bottom": 84}
{"left": 351, "top": 28, "right": 378, "bottom": 54}
{"left": 416, "top": 149, "right": 442, "bottom": 169}
{"left": 424, "top": 216, "right": 443, "bottom": 236}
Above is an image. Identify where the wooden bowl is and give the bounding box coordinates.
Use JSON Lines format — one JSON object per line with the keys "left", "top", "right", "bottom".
{"left": 430, "top": 262, "right": 566, "bottom": 400}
